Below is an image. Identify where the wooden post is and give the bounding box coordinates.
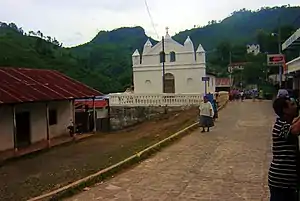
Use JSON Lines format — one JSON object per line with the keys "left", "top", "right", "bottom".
{"left": 106, "top": 98, "right": 111, "bottom": 132}
{"left": 12, "top": 105, "right": 18, "bottom": 153}
{"left": 162, "top": 36, "right": 165, "bottom": 93}
{"left": 93, "top": 98, "right": 96, "bottom": 133}
{"left": 45, "top": 103, "right": 50, "bottom": 147}
{"left": 72, "top": 99, "right": 76, "bottom": 139}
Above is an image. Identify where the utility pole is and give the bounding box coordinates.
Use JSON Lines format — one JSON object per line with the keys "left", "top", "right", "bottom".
{"left": 229, "top": 51, "right": 232, "bottom": 88}
{"left": 277, "top": 17, "right": 283, "bottom": 88}
{"left": 162, "top": 36, "right": 165, "bottom": 93}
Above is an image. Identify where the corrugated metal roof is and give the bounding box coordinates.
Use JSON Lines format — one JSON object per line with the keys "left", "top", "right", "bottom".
{"left": 216, "top": 78, "right": 230, "bottom": 87}
{"left": 0, "top": 67, "right": 103, "bottom": 104}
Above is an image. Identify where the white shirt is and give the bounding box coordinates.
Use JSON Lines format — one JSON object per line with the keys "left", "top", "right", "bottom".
{"left": 199, "top": 102, "right": 214, "bottom": 117}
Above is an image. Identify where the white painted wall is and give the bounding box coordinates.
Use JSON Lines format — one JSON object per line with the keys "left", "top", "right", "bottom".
{"left": 0, "top": 100, "right": 73, "bottom": 151}
{"left": 96, "top": 108, "right": 108, "bottom": 119}
{"left": 207, "top": 74, "right": 216, "bottom": 93}
{"left": 133, "top": 65, "right": 206, "bottom": 94}
{"left": 132, "top": 33, "right": 207, "bottom": 94}
{"left": 287, "top": 56, "right": 300, "bottom": 73}
{"left": 133, "top": 70, "right": 162, "bottom": 93}
{"left": 48, "top": 101, "right": 73, "bottom": 138}
{"left": 0, "top": 106, "right": 14, "bottom": 151}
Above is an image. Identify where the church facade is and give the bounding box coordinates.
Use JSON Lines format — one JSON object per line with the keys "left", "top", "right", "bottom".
{"left": 132, "top": 29, "right": 210, "bottom": 94}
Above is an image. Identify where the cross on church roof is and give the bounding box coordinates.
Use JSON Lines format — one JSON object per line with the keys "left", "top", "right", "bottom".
{"left": 166, "top": 27, "right": 169, "bottom": 35}
{"left": 165, "top": 26, "right": 171, "bottom": 39}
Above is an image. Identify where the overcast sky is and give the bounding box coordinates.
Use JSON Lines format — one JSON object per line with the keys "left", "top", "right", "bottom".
{"left": 0, "top": 0, "right": 298, "bottom": 47}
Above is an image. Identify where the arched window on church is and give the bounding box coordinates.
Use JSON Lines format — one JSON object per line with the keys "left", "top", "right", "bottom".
{"left": 170, "top": 51, "right": 176, "bottom": 62}
{"left": 159, "top": 51, "right": 165, "bottom": 63}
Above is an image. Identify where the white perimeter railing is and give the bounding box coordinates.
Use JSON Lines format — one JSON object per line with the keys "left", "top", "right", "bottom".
{"left": 287, "top": 56, "right": 300, "bottom": 74}
{"left": 108, "top": 92, "right": 228, "bottom": 107}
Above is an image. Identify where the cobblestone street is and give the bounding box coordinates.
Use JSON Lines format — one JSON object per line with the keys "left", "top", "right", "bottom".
{"left": 67, "top": 100, "right": 273, "bottom": 201}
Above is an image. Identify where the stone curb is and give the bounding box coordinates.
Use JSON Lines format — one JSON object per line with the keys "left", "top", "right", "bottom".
{"left": 27, "top": 100, "right": 228, "bottom": 201}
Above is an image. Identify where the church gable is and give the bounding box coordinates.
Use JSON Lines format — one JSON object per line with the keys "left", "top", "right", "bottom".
{"left": 133, "top": 27, "right": 205, "bottom": 66}
{"left": 142, "top": 28, "right": 189, "bottom": 56}
{"left": 144, "top": 38, "right": 184, "bottom": 55}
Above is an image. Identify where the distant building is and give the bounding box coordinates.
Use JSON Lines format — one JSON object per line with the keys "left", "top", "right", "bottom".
{"left": 206, "top": 73, "right": 217, "bottom": 93}
{"left": 246, "top": 44, "right": 260, "bottom": 55}
{"left": 132, "top": 28, "right": 210, "bottom": 94}
{"left": 0, "top": 67, "right": 101, "bottom": 153}
{"left": 215, "top": 78, "right": 231, "bottom": 92}
{"left": 284, "top": 28, "right": 300, "bottom": 90}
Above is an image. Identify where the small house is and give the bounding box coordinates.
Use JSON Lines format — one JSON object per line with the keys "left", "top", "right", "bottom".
{"left": 75, "top": 97, "right": 109, "bottom": 132}
{"left": 216, "top": 78, "right": 231, "bottom": 92}
{"left": 0, "top": 67, "right": 102, "bottom": 152}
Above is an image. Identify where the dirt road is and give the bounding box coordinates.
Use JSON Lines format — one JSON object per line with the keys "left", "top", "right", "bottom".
{"left": 0, "top": 107, "right": 202, "bottom": 201}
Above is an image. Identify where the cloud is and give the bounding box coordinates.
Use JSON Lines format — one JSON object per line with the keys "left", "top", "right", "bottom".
{"left": 0, "top": 0, "right": 299, "bottom": 47}
{"left": 29, "top": 0, "right": 145, "bottom": 12}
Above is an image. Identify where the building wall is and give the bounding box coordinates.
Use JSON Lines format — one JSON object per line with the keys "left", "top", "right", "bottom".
{"left": 0, "top": 100, "right": 73, "bottom": 151}
{"left": 206, "top": 75, "right": 216, "bottom": 93}
{"left": 0, "top": 106, "right": 14, "bottom": 151}
{"left": 133, "top": 36, "right": 207, "bottom": 94}
{"left": 133, "top": 70, "right": 162, "bottom": 93}
{"left": 171, "top": 67, "right": 206, "bottom": 94}
{"left": 293, "top": 77, "right": 300, "bottom": 90}
{"left": 96, "top": 108, "right": 108, "bottom": 119}
{"left": 48, "top": 101, "right": 73, "bottom": 138}
{"left": 141, "top": 52, "right": 197, "bottom": 66}
{"left": 287, "top": 56, "right": 300, "bottom": 73}
{"left": 133, "top": 65, "right": 206, "bottom": 94}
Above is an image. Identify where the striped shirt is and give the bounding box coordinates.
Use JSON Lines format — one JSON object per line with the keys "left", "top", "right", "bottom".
{"left": 268, "top": 118, "right": 299, "bottom": 189}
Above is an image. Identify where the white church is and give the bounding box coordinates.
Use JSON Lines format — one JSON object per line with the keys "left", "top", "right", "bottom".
{"left": 109, "top": 28, "right": 216, "bottom": 106}
{"left": 132, "top": 28, "right": 215, "bottom": 94}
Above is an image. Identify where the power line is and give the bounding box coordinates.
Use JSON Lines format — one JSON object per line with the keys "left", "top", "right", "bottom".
{"left": 144, "top": 0, "right": 159, "bottom": 39}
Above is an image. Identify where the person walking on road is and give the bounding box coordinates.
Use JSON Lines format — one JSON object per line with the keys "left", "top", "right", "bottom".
{"left": 240, "top": 90, "right": 244, "bottom": 102}
{"left": 199, "top": 95, "right": 214, "bottom": 133}
{"left": 268, "top": 97, "right": 300, "bottom": 201}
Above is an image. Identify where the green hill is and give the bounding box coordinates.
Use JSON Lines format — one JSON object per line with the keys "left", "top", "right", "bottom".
{"left": 174, "top": 6, "right": 300, "bottom": 50}
{"left": 0, "top": 6, "right": 299, "bottom": 93}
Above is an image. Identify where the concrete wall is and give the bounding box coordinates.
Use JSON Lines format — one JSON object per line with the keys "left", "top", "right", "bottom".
{"left": 48, "top": 101, "right": 73, "bottom": 138}
{"left": 207, "top": 75, "right": 216, "bottom": 93}
{"left": 133, "top": 65, "right": 206, "bottom": 94}
{"left": 0, "top": 100, "right": 73, "bottom": 151}
{"left": 109, "top": 92, "right": 228, "bottom": 130}
{"left": 0, "top": 106, "right": 14, "bottom": 151}
{"left": 133, "top": 70, "right": 162, "bottom": 94}
{"left": 110, "top": 106, "right": 191, "bottom": 130}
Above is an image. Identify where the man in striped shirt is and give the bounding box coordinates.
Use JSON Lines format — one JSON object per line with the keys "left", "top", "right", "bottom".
{"left": 269, "top": 97, "right": 300, "bottom": 201}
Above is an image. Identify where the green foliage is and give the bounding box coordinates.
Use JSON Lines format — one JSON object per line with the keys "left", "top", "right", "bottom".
{"left": 174, "top": 6, "right": 300, "bottom": 51}
{"left": 0, "top": 6, "right": 299, "bottom": 93}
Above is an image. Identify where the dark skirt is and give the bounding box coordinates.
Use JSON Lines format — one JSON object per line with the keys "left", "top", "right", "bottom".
{"left": 199, "top": 115, "right": 214, "bottom": 127}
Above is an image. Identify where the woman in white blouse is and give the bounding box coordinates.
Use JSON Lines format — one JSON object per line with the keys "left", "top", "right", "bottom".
{"left": 199, "top": 95, "right": 214, "bottom": 132}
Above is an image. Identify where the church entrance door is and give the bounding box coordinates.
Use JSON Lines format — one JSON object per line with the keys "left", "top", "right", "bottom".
{"left": 164, "top": 73, "right": 175, "bottom": 93}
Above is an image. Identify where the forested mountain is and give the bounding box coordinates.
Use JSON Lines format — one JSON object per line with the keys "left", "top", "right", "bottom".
{"left": 0, "top": 6, "right": 299, "bottom": 93}
{"left": 174, "top": 6, "right": 300, "bottom": 50}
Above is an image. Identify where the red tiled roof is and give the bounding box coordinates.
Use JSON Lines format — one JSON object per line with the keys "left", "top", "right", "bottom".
{"left": 0, "top": 67, "right": 102, "bottom": 104}
{"left": 216, "top": 78, "right": 231, "bottom": 87}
